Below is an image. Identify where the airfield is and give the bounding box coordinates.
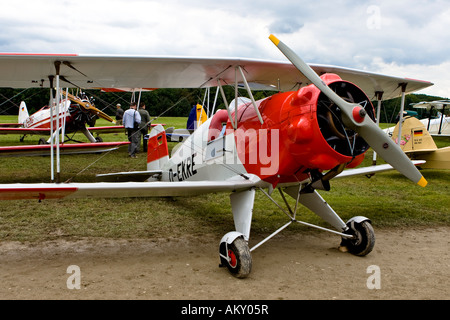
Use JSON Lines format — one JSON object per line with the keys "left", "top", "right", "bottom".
{"left": 0, "top": 226, "right": 449, "bottom": 300}
{"left": 0, "top": 116, "right": 449, "bottom": 300}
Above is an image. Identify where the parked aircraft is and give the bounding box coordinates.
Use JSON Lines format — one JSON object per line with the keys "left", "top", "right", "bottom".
{"left": 0, "top": 91, "right": 129, "bottom": 156}
{"left": 0, "top": 35, "right": 433, "bottom": 277}
{"left": 388, "top": 116, "right": 449, "bottom": 169}
{"left": 411, "top": 100, "right": 450, "bottom": 137}
{"left": 384, "top": 100, "right": 450, "bottom": 138}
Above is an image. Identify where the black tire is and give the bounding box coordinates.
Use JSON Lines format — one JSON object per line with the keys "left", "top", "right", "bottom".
{"left": 219, "top": 237, "right": 252, "bottom": 278}
{"left": 341, "top": 220, "right": 375, "bottom": 256}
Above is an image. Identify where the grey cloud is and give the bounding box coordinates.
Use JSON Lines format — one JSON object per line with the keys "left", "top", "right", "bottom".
{"left": 269, "top": 19, "right": 304, "bottom": 34}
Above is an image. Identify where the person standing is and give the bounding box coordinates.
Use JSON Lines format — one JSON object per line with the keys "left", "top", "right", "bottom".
{"left": 122, "top": 102, "right": 141, "bottom": 158}
{"left": 138, "top": 102, "right": 151, "bottom": 153}
{"left": 115, "top": 103, "right": 124, "bottom": 125}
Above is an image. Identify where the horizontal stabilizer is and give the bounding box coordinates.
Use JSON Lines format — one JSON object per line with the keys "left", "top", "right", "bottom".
{"left": 410, "top": 147, "right": 450, "bottom": 169}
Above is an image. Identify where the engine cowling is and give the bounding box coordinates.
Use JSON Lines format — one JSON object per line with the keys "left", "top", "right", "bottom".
{"left": 232, "top": 73, "right": 375, "bottom": 184}
{"left": 283, "top": 73, "right": 375, "bottom": 172}
{"left": 282, "top": 74, "right": 375, "bottom": 170}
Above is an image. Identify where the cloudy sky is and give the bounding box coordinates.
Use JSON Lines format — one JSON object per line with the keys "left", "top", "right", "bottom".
{"left": 0, "top": 0, "right": 449, "bottom": 97}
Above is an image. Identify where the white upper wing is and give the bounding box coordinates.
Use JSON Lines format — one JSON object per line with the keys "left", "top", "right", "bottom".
{"left": 0, "top": 53, "right": 432, "bottom": 100}
{"left": 412, "top": 100, "right": 450, "bottom": 110}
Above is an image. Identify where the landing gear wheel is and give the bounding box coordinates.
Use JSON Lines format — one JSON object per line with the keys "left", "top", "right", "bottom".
{"left": 38, "top": 138, "right": 48, "bottom": 145}
{"left": 219, "top": 236, "right": 252, "bottom": 278}
{"left": 341, "top": 220, "right": 375, "bottom": 256}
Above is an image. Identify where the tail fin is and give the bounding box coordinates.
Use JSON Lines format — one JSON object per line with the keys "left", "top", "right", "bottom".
{"left": 391, "top": 116, "right": 437, "bottom": 153}
{"left": 18, "top": 101, "right": 29, "bottom": 125}
{"left": 392, "top": 117, "right": 450, "bottom": 169}
{"left": 147, "top": 124, "right": 169, "bottom": 171}
{"left": 186, "top": 104, "right": 208, "bottom": 130}
{"left": 196, "top": 104, "right": 208, "bottom": 127}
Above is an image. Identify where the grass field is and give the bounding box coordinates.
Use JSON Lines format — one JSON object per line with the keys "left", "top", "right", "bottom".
{"left": 0, "top": 116, "right": 448, "bottom": 242}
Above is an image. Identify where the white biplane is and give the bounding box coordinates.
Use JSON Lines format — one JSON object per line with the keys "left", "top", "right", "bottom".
{"left": 411, "top": 100, "right": 450, "bottom": 137}
{"left": 0, "top": 90, "right": 130, "bottom": 156}
{"left": 0, "top": 35, "right": 432, "bottom": 278}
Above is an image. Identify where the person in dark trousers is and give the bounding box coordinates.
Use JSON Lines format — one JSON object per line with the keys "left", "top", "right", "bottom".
{"left": 115, "top": 103, "right": 124, "bottom": 125}
{"left": 122, "top": 102, "right": 141, "bottom": 158}
{"left": 138, "top": 102, "right": 151, "bottom": 153}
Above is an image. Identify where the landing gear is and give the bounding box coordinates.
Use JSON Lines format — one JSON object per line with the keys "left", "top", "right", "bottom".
{"left": 341, "top": 218, "right": 375, "bottom": 256}
{"left": 219, "top": 233, "right": 252, "bottom": 278}
{"left": 218, "top": 187, "right": 377, "bottom": 278}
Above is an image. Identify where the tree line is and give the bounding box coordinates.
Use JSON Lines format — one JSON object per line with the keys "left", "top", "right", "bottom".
{"left": 0, "top": 87, "right": 446, "bottom": 123}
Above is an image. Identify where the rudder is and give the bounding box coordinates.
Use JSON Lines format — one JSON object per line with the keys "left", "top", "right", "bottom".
{"left": 18, "top": 101, "right": 29, "bottom": 125}
{"left": 391, "top": 117, "right": 437, "bottom": 153}
{"left": 147, "top": 124, "right": 169, "bottom": 171}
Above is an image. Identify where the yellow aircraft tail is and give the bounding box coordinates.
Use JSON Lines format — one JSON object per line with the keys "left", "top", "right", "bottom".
{"left": 391, "top": 117, "right": 438, "bottom": 153}
{"left": 196, "top": 104, "right": 208, "bottom": 127}
{"left": 391, "top": 117, "right": 449, "bottom": 169}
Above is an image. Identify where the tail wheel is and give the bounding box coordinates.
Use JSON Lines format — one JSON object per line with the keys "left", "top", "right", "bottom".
{"left": 219, "top": 236, "right": 252, "bottom": 278}
{"left": 341, "top": 220, "right": 375, "bottom": 256}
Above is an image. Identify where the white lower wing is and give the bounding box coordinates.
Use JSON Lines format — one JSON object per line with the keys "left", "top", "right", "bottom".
{"left": 0, "top": 175, "right": 262, "bottom": 200}
{"left": 336, "top": 161, "right": 425, "bottom": 179}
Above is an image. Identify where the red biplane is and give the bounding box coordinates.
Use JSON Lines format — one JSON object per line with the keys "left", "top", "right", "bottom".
{"left": 0, "top": 35, "right": 432, "bottom": 277}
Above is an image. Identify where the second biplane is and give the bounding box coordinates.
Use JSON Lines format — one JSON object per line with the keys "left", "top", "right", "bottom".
{"left": 0, "top": 90, "right": 130, "bottom": 156}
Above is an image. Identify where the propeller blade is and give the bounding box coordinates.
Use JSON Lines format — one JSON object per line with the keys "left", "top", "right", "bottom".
{"left": 64, "top": 91, "right": 116, "bottom": 123}
{"left": 269, "top": 34, "right": 427, "bottom": 187}
{"left": 86, "top": 105, "right": 116, "bottom": 123}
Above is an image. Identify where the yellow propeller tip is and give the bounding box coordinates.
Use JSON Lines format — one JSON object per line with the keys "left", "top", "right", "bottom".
{"left": 269, "top": 34, "right": 280, "bottom": 46}
{"left": 417, "top": 176, "right": 428, "bottom": 187}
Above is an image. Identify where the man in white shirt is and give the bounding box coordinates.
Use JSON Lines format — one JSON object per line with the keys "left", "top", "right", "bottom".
{"left": 122, "top": 102, "right": 141, "bottom": 158}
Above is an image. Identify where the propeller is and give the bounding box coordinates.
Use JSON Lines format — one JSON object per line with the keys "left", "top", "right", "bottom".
{"left": 269, "top": 34, "right": 427, "bottom": 187}
{"left": 63, "top": 91, "right": 116, "bottom": 124}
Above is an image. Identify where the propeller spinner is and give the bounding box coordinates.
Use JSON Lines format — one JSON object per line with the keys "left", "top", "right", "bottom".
{"left": 269, "top": 34, "right": 427, "bottom": 187}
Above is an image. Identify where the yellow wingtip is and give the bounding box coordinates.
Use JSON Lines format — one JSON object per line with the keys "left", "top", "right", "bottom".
{"left": 417, "top": 176, "right": 428, "bottom": 187}
{"left": 269, "top": 34, "right": 280, "bottom": 46}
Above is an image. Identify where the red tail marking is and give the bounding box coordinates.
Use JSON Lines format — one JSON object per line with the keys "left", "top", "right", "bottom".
{"left": 147, "top": 132, "right": 169, "bottom": 163}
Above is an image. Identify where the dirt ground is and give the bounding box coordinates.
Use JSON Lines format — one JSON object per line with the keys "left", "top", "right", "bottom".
{"left": 0, "top": 226, "right": 448, "bottom": 300}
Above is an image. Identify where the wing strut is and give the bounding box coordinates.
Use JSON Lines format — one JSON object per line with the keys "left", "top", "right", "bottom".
{"left": 438, "top": 104, "right": 447, "bottom": 134}
{"left": 372, "top": 91, "right": 384, "bottom": 165}
{"left": 237, "top": 66, "right": 264, "bottom": 125}
{"left": 396, "top": 83, "right": 408, "bottom": 146}
{"left": 216, "top": 66, "right": 264, "bottom": 130}
{"left": 48, "top": 75, "right": 55, "bottom": 182}
{"left": 217, "top": 78, "right": 235, "bottom": 129}
{"left": 54, "top": 61, "right": 62, "bottom": 184}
